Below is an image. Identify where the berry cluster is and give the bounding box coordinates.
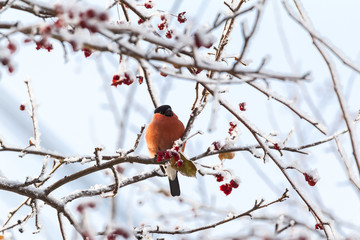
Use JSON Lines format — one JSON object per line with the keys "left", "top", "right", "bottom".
{"left": 177, "top": 12, "right": 187, "bottom": 23}
{"left": 1, "top": 41, "right": 17, "bottom": 73}
{"left": 156, "top": 149, "right": 183, "bottom": 167}
{"left": 144, "top": 0, "right": 153, "bottom": 9}
{"left": 303, "top": 172, "right": 318, "bottom": 186}
{"left": 215, "top": 174, "right": 240, "bottom": 196}
{"left": 157, "top": 15, "right": 173, "bottom": 39}
{"left": 228, "top": 122, "right": 237, "bottom": 135}
{"left": 76, "top": 202, "right": 96, "bottom": 214}
{"left": 219, "top": 180, "right": 239, "bottom": 196}
{"left": 215, "top": 174, "right": 224, "bottom": 182}
{"left": 54, "top": 5, "right": 108, "bottom": 34}
{"left": 111, "top": 73, "right": 134, "bottom": 87}
{"left": 156, "top": 11, "right": 187, "bottom": 39}
{"left": 51, "top": 4, "right": 108, "bottom": 55}
{"left": 35, "top": 37, "right": 53, "bottom": 52}
{"left": 1, "top": 57, "right": 14, "bottom": 73}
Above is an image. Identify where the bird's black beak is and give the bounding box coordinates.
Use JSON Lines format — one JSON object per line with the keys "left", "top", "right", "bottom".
{"left": 164, "top": 107, "right": 173, "bottom": 117}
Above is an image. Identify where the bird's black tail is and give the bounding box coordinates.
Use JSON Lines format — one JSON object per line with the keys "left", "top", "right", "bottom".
{"left": 169, "top": 174, "right": 180, "bottom": 196}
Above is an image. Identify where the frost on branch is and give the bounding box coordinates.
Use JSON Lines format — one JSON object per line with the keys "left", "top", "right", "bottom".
{"left": 0, "top": 0, "right": 359, "bottom": 239}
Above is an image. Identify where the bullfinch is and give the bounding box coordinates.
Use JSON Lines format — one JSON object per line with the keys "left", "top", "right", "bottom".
{"left": 145, "top": 105, "right": 185, "bottom": 196}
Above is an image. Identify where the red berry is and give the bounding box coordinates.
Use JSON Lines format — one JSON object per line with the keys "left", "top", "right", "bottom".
{"left": 8, "top": 65, "right": 14, "bottom": 73}
{"left": 86, "top": 9, "right": 96, "bottom": 18}
{"left": 158, "top": 22, "right": 166, "bottom": 30}
{"left": 273, "top": 143, "right": 281, "bottom": 151}
{"left": 160, "top": 72, "right": 168, "bottom": 77}
{"left": 35, "top": 37, "right": 53, "bottom": 52}
{"left": 87, "top": 25, "right": 98, "bottom": 33}
{"left": 19, "top": 104, "right": 26, "bottom": 111}
{"left": 98, "top": 12, "right": 108, "bottom": 21}
{"left": 230, "top": 179, "right": 239, "bottom": 188}
{"left": 172, "top": 151, "right": 180, "bottom": 161}
{"left": 144, "top": 1, "right": 153, "bottom": 9}
{"left": 111, "top": 73, "right": 133, "bottom": 87}
{"left": 228, "top": 122, "right": 237, "bottom": 135}
{"left": 7, "top": 42, "right": 17, "bottom": 54}
{"left": 173, "top": 146, "right": 180, "bottom": 152}
{"left": 164, "top": 150, "right": 172, "bottom": 159}
{"left": 46, "top": 44, "right": 53, "bottom": 52}
{"left": 116, "top": 165, "right": 124, "bottom": 173}
{"left": 177, "top": 11, "right": 187, "bottom": 23}
{"left": 211, "top": 141, "right": 221, "bottom": 151}
{"left": 79, "top": 20, "right": 87, "bottom": 28}
{"left": 68, "top": 10, "right": 74, "bottom": 19}
{"left": 87, "top": 202, "right": 96, "bottom": 208}
{"left": 112, "top": 75, "right": 121, "bottom": 87}
{"left": 239, "top": 102, "right": 246, "bottom": 111}
{"left": 315, "top": 223, "right": 324, "bottom": 230}
{"left": 107, "top": 235, "right": 115, "bottom": 240}
{"left": 1, "top": 58, "right": 9, "bottom": 66}
{"left": 122, "top": 73, "right": 133, "bottom": 85}
{"left": 138, "top": 18, "right": 144, "bottom": 25}
{"left": 82, "top": 48, "right": 92, "bottom": 58}
{"left": 304, "top": 173, "right": 317, "bottom": 186}
{"left": 215, "top": 174, "right": 224, "bottom": 182}
{"left": 41, "top": 25, "right": 52, "bottom": 35}
{"left": 220, "top": 183, "right": 232, "bottom": 196}
{"left": 54, "top": 19, "right": 63, "bottom": 28}
{"left": 76, "top": 204, "right": 84, "bottom": 213}
{"left": 136, "top": 75, "right": 143, "bottom": 84}
{"left": 165, "top": 30, "right": 173, "bottom": 39}
{"left": 156, "top": 151, "right": 165, "bottom": 162}
{"left": 176, "top": 160, "right": 183, "bottom": 167}
{"left": 160, "top": 15, "right": 166, "bottom": 21}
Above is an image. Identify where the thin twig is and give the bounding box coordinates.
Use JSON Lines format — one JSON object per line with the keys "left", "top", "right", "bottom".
{"left": 281, "top": 0, "right": 360, "bottom": 74}
{"left": 24, "top": 77, "right": 40, "bottom": 148}
{"left": 140, "top": 61, "right": 159, "bottom": 108}
{"left": 289, "top": 0, "right": 360, "bottom": 177}
{"left": 137, "top": 189, "right": 288, "bottom": 235}
{"left": 247, "top": 81, "right": 327, "bottom": 135}
{"left": 57, "top": 212, "right": 67, "bottom": 240}
{"left": 124, "top": 124, "right": 146, "bottom": 156}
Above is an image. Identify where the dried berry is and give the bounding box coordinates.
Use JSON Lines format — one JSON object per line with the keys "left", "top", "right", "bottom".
{"left": 215, "top": 174, "right": 224, "bottom": 182}
{"left": 239, "top": 102, "right": 246, "bottom": 111}
{"left": 177, "top": 12, "right": 187, "bottom": 23}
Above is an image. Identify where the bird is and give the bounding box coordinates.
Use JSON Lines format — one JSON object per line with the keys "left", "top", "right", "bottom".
{"left": 145, "top": 105, "right": 185, "bottom": 196}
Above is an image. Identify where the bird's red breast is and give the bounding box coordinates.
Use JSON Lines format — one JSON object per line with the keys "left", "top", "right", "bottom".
{"left": 145, "top": 113, "right": 185, "bottom": 157}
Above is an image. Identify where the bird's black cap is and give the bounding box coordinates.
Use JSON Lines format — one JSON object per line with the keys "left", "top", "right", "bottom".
{"left": 154, "top": 105, "right": 173, "bottom": 117}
